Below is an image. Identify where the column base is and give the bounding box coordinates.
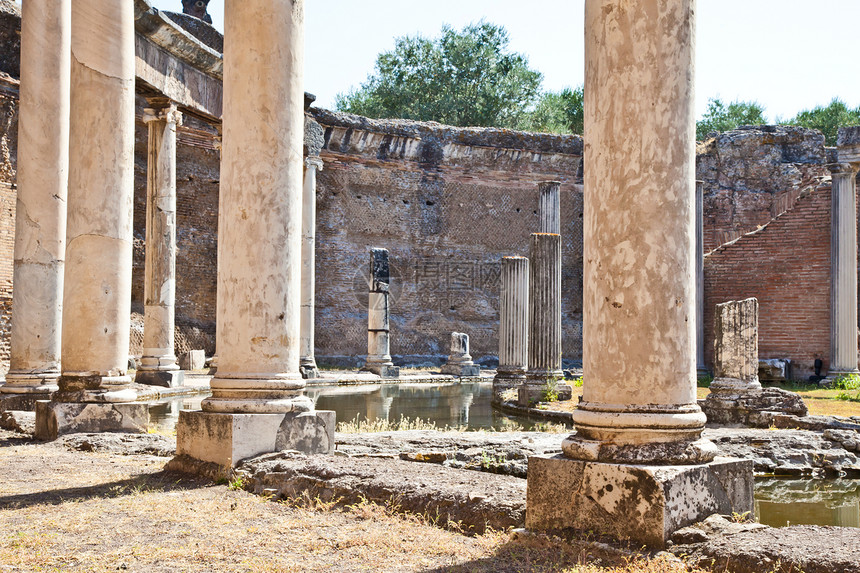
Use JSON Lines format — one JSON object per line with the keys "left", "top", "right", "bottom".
{"left": 55, "top": 374, "right": 137, "bottom": 404}
{"left": 299, "top": 362, "right": 319, "bottom": 379}
{"left": 525, "top": 455, "right": 754, "bottom": 548}
{"left": 176, "top": 409, "right": 335, "bottom": 467}
{"left": 0, "top": 372, "right": 60, "bottom": 395}
{"left": 361, "top": 364, "right": 400, "bottom": 378}
{"left": 135, "top": 369, "right": 185, "bottom": 388}
{"left": 34, "top": 400, "right": 149, "bottom": 441}
{"left": 824, "top": 369, "right": 860, "bottom": 385}
{"left": 440, "top": 363, "right": 480, "bottom": 377}
{"left": 561, "top": 435, "right": 718, "bottom": 465}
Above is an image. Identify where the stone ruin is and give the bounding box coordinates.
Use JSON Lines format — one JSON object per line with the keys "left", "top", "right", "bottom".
{"left": 440, "top": 332, "right": 480, "bottom": 377}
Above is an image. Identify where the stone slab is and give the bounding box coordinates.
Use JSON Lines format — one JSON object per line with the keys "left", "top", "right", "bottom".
{"left": 525, "top": 455, "right": 753, "bottom": 548}
{"left": 0, "top": 393, "right": 47, "bottom": 412}
{"left": 134, "top": 369, "right": 185, "bottom": 388}
{"left": 34, "top": 400, "right": 150, "bottom": 441}
{"left": 178, "top": 350, "right": 206, "bottom": 370}
{"left": 361, "top": 364, "right": 400, "bottom": 378}
{"left": 439, "top": 363, "right": 481, "bottom": 377}
{"left": 517, "top": 384, "right": 573, "bottom": 406}
{"left": 176, "top": 409, "right": 335, "bottom": 467}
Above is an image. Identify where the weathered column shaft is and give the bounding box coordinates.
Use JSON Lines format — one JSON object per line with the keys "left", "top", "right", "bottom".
{"left": 538, "top": 181, "right": 561, "bottom": 235}
{"left": 299, "top": 157, "right": 323, "bottom": 378}
{"left": 527, "top": 233, "right": 562, "bottom": 381}
{"left": 137, "top": 103, "right": 182, "bottom": 385}
{"left": 565, "top": 0, "right": 711, "bottom": 462}
{"left": 711, "top": 298, "right": 761, "bottom": 390}
{"left": 58, "top": 0, "right": 137, "bottom": 402}
{"left": 203, "top": 0, "right": 309, "bottom": 413}
{"left": 696, "top": 180, "right": 707, "bottom": 375}
{"left": 441, "top": 332, "right": 480, "bottom": 376}
{"left": 829, "top": 164, "right": 859, "bottom": 375}
{"left": 361, "top": 248, "right": 399, "bottom": 378}
{"left": 2, "top": 0, "right": 70, "bottom": 395}
{"left": 495, "top": 256, "right": 529, "bottom": 381}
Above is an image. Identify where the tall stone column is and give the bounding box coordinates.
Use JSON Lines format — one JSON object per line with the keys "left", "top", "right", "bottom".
{"left": 827, "top": 162, "right": 859, "bottom": 378}
{"left": 0, "top": 0, "right": 70, "bottom": 400}
{"left": 527, "top": 0, "right": 752, "bottom": 548}
{"left": 493, "top": 256, "right": 529, "bottom": 398}
{"left": 174, "top": 0, "right": 334, "bottom": 468}
{"left": 299, "top": 157, "right": 323, "bottom": 379}
{"left": 696, "top": 180, "right": 708, "bottom": 376}
{"left": 360, "top": 248, "right": 400, "bottom": 378}
{"left": 35, "top": 0, "right": 147, "bottom": 440}
{"left": 538, "top": 181, "right": 561, "bottom": 234}
{"left": 526, "top": 233, "right": 562, "bottom": 384}
{"left": 136, "top": 101, "right": 184, "bottom": 388}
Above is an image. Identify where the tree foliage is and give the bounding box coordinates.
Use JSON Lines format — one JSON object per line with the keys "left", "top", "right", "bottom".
{"left": 526, "top": 87, "right": 584, "bottom": 135}
{"left": 787, "top": 98, "right": 860, "bottom": 146}
{"left": 696, "top": 98, "right": 767, "bottom": 140}
{"left": 335, "top": 22, "right": 543, "bottom": 128}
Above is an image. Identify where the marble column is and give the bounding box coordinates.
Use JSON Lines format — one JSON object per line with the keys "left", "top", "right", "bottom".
{"left": 696, "top": 180, "right": 708, "bottom": 377}
{"left": 136, "top": 101, "right": 184, "bottom": 388}
{"left": 0, "top": 0, "right": 70, "bottom": 398}
{"left": 538, "top": 181, "right": 561, "bottom": 234}
{"left": 440, "top": 332, "right": 480, "bottom": 377}
{"left": 174, "top": 0, "right": 334, "bottom": 468}
{"left": 493, "top": 256, "right": 529, "bottom": 397}
{"left": 527, "top": 0, "right": 752, "bottom": 549}
{"left": 827, "top": 162, "right": 860, "bottom": 377}
{"left": 360, "top": 248, "right": 399, "bottom": 378}
{"left": 526, "top": 233, "right": 562, "bottom": 384}
{"left": 299, "top": 156, "right": 323, "bottom": 379}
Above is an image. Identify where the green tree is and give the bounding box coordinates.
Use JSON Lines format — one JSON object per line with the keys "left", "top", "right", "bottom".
{"left": 788, "top": 98, "right": 860, "bottom": 146}
{"left": 335, "top": 22, "right": 543, "bottom": 128}
{"left": 696, "top": 98, "right": 767, "bottom": 140}
{"left": 526, "top": 86, "right": 584, "bottom": 135}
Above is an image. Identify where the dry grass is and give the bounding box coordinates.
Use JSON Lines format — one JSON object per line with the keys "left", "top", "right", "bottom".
{"left": 0, "top": 431, "right": 712, "bottom": 572}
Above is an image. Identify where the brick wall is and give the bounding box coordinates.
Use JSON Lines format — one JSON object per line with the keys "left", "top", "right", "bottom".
{"left": 704, "top": 185, "right": 833, "bottom": 378}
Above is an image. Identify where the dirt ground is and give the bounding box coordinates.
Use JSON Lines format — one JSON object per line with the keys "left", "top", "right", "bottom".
{"left": 0, "top": 429, "right": 700, "bottom": 573}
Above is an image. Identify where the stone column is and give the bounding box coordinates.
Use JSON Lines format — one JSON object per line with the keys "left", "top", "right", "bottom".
{"left": 526, "top": 233, "right": 562, "bottom": 384}
{"left": 360, "top": 248, "right": 399, "bottom": 378}
{"left": 538, "top": 181, "right": 561, "bottom": 234}
{"left": 35, "top": 0, "right": 147, "bottom": 440}
{"left": 136, "top": 101, "right": 184, "bottom": 388}
{"left": 696, "top": 180, "right": 708, "bottom": 377}
{"left": 827, "top": 162, "right": 860, "bottom": 378}
{"left": 299, "top": 156, "right": 323, "bottom": 379}
{"left": 493, "top": 256, "right": 529, "bottom": 399}
{"left": 440, "top": 332, "right": 480, "bottom": 377}
{"left": 527, "top": 0, "right": 752, "bottom": 548}
{"left": 0, "top": 0, "right": 70, "bottom": 400}
{"left": 174, "top": 0, "right": 334, "bottom": 467}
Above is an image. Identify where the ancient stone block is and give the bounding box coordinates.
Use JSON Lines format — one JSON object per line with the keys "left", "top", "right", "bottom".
{"left": 526, "top": 455, "right": 754, "bottom": 548}
{"left": 134, "top": 369, "right": 185, "bottom": 388}
{"left": 178, "top": 349, "right": 206, "bottom": 370}
{"left": 712, "top": 298, "right": 760, "bottom": 386}
{"left": 34, "top": 400, "right": 149, "bottom": 441}
{"left": 440, "top": 332, "right": 480, "bottom": 377}
{"left": 758, "top": 358, "right": 790, "bottom": 383}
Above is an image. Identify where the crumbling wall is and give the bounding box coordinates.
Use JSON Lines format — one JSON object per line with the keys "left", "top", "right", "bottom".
{"left": 704, "top": 185, "right": 833, "bottom": 378}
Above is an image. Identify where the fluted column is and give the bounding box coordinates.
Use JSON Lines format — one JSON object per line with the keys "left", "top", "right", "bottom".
{"left": 564, "top": 0, "right": 714, "bottom": 464}
{"left": 526, "top": 233, "right": 562, "bottom": 383}
{"left": 299, "top": 156, "right": 323, "bottom": 379}
{"left": 201, "top": 0, "right": 309, "bottom": 413}
{"left": 360, "top": 248, "right": 399, "bottom": 378}
{"left": 136, "top": 102, "right": 184, "bottom": 388}
{"left": 538, "top": 181, "right": 561, "bottom": 234}
{"left": 696, "top": 180, "right": 708, "bottom": 376}
{"left": 710, "top": 298, "right": 762, "bottom": 392}
{"left": 57, "top": 0, "right": 137, "bottom": 403}
{"left": 0, "top": 0, "right": 70, "bottom": 396}
{"left": 827, "top": 163, "right": 859, "bottom": 377}
{"left": 493, "top": 256, "right": 529, "bottom": 396}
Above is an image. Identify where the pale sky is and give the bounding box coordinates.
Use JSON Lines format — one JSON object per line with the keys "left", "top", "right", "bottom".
{"left": 148, "top": 0, "right": 860, "bottom": 123}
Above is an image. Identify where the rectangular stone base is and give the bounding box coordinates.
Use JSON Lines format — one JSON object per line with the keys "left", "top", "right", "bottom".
{"left": 440, "top": 363, "right": 481, "bottom": 377}
{"left": 526, "top": 455, "right": 754, "bottom": 548}
{"left": 361, "top": 364, "right": 400, "bottom": 378}
{"left": 177, "top": 409, "right": 336, "bottom": 467}
{"left": 35, "top": 400, "right": 150, "bottom": 441}
{"left": 134, "top": 370, "right": 185, "bottom": 388}
{"left": 518, "top": 384, "right": 573, "bottom": 406}
{"left": 0, "top": 393, "right": 48, "bottom": 412}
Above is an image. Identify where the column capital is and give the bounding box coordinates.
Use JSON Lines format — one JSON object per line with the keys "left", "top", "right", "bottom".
{"left": 143, "top": 103, "right": 183, "bottom": 127}
{"left": 827, "top": 162, "right": 860, "bottom": 176}
{"left": 304, "top": 156, "right": 324, "bottom": 170}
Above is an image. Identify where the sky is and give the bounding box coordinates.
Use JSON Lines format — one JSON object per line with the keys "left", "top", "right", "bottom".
{"left": 147, "top": 0, "right": 860, "bottom": 122}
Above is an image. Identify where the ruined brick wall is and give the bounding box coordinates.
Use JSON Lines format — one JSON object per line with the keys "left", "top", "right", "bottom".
{"left": 696, "top": 126, "right": 829, "bottom": 252}
{"left": 703, "top": 185, "right": 833, "bottom": 378}
{"left": 312, "top": 109, "right": 584, "bottom": 366}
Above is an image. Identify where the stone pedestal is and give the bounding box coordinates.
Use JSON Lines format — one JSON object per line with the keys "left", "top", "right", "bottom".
{"left": 177, "top": 409, "right": 335, "bottom": 467}
{"left": 50, "top": 0, "right": 137, "bottom": 407}
{"left": 136, "top": 102, "right": 183, "bottom": 389}
{"left": 696, "top": 180, "right": 708, "bottom": 377}
{"left": 35, "top": 400, "right": 149, "bottom": 441}
{"left": 440, "top": 332, "right": 480, "bottom": 377}
{"left": 361, "top": 248, "right": 400, "bottom": 378}
{"left": 300, "top": 157, "right": 323, "bottom": 379}
{"left": 826, "top": 161, "right": 859, "bottom": 379}
{"left": 526, "top": 455, "right": 754, "bottom": 548}
{"left": 538, "top": 181, "right": 561, "bottom": 234}
{"left": 493, "top": 256, "right": 529, "bottom": 398}
{"left": 526, "top": 234, "right": 562, "bottom": 386}
{"left": 0, "top": 1, "right": 70, "bottom": 398}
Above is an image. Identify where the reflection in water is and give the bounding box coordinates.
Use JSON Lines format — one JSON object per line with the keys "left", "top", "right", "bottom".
{"left": 148, "top": 394, "right": 208, "bottom": 433}
{"left": 755, "top": 478, "right": 860, "bottom": 528}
